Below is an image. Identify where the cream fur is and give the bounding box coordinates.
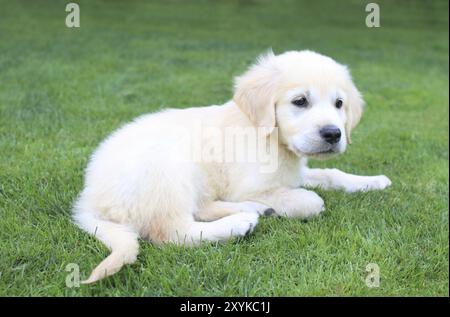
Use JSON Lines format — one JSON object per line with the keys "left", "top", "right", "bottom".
{"left": 73, "top": 50, "right": 391, "bottom": 283}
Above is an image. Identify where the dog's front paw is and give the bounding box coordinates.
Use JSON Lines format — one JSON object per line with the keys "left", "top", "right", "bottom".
{"left": 372, "top": 175, "right": 392, "bottom": 190}
{"left": 350, "top": 175, "right": 392, "bottom": 192}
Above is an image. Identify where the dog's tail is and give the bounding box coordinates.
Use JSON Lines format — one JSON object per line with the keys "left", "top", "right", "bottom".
{"left": 73, "top": 208, "right": 139, "bottom": 284}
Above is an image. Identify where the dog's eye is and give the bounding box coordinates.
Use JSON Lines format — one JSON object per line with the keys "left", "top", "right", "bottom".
{"left": 292, "top": 97, "right": 308, "bottom": 107}
{"left": 335, "top": 99, "right": 343, "bottom": 109}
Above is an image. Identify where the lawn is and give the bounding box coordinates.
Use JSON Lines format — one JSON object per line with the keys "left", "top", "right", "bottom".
{"left": 0, "top": 0, "right": 448, "bottom": 296}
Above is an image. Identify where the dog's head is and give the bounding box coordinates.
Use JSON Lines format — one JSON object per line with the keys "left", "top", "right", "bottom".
{"left": 233, "top": 50, "right": 364, "bottom": 159}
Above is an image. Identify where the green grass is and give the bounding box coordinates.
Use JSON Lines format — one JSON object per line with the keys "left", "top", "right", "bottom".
{"left": 0, "top": 0, "right": 448, "bottom": 296}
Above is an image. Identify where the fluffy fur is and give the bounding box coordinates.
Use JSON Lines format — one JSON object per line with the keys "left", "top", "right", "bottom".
{"left": 73, "top": 50, "right": 391, "bottom": 283}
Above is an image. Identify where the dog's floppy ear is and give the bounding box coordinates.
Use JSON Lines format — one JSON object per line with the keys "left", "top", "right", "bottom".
{"left": 233, "top": 51, "right": 280, "bottom": 135}
{"left": 345, "top": 79, "right": 364, "bottom": 144}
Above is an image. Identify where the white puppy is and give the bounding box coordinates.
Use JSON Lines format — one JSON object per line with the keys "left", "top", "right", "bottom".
{"left": 73, "top": 50, "right": 391, "bottom": 283}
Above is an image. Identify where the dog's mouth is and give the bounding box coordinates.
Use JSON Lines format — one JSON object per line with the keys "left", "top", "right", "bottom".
{"left": 290, "top": 144, "right": 339, "bottom": 158}
{"left": 303, "top": 149, "right": 338, "bottom": 158}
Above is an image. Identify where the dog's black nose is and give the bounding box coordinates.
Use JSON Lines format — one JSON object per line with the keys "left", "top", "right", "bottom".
{"left": 319, "top": 125, "right": 341, "bottom": 144}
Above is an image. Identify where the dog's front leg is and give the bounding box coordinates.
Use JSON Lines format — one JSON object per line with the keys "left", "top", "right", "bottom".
{"left": 254, "top": 187, "right": 325, "bottom": 219}
{"left": 300, "top": 167, "right": 391, "bottom": 193}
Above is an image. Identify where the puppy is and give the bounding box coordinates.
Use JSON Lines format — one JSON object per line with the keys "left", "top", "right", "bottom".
{"left": 73, "top": 50, "right": 391, "bottom": 283}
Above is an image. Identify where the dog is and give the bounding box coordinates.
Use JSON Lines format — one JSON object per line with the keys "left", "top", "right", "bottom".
{"left": 73, "top": 50, "right": 391, "bottom": 283}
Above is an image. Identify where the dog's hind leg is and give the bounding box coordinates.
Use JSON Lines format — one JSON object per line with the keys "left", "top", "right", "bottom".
{"left": 194, "top": 200, "right": 272, "bottom": 222}
{"left": 151, "top": 211, "right": 260, "bottom": 246}
{"left": 184, "top": 212, "right": 260, "bottom": 245}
